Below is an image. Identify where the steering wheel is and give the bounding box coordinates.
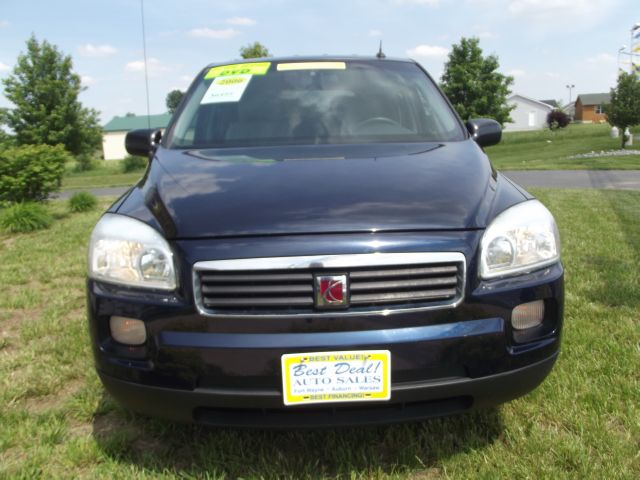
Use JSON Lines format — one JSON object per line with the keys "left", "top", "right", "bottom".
{"left": 355, "top": 116, "right": 404, "bottom": 130}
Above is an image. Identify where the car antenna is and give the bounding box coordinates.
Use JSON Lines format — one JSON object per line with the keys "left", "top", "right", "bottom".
{"left": 376, "top": 41, "right": 386, "bottom": 59}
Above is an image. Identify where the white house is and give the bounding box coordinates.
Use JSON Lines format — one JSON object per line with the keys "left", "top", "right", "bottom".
{"left": 503, "top": 95, "right": 555, "bottom": 131}
{"left": 102, "top": 113, "right": 171, "bottom": 160}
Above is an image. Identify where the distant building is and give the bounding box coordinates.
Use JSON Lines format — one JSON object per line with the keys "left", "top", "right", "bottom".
{"left": 102, "top": 113, "right": 171, "bottom": 160}
{"left": 503, "top": 94, "right": 555, "bottom": 131}
{"left": 539, "top": 99, "right": 559, "bottom": 109}
{"left": 574, "top": 93, "right": 610, "bottom": 123}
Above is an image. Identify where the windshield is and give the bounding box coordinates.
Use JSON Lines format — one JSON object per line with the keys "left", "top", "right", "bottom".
{"left": 164, "top": 60, "right": 465, "bottom": 149}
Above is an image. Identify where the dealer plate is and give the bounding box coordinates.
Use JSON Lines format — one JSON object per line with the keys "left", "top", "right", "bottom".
{"left": 281, "top": 350, "right": 391, "bottom": 406}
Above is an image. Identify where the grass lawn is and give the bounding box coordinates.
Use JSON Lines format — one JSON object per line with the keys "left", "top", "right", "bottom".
{"left": 61, "top": 159, "right": 145, "bottom": 190}
{"left": 486, "top": 123, "right": 640, "bottom": 170}
{"left": 1, "top": 190, "right": 638, "bottom": 478}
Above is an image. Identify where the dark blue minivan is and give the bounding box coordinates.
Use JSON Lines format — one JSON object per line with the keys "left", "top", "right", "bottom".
{"left": 87, "top": 57, "right": 563, "bottom": 427}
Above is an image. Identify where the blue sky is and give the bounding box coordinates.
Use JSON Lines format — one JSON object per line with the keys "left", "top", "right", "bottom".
{"left": 0, "top": 0, "right": 638, "bottom": 123}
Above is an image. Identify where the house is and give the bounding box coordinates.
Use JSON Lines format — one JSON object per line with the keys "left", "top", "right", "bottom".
{"left": 102, "top": 113, "right": 171, "bottom": 160}
{"left": 562, "top": 102, "right": 575, "bottom": 120}
{"left": 539, "top": 99, "right": 559, "bottom": 109}
{"left": 574, "top": 93, "right": 610, "bottom": 123}
{"left": 503, "top": 94, "right": 555, "bottom": 131}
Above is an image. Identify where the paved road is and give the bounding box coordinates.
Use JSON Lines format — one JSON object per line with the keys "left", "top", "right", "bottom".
{"left": 55, "top": 170, "right": 640, "bottom": 199}
{"left": 504, "top": 170, "right": 640, "bottom": 190}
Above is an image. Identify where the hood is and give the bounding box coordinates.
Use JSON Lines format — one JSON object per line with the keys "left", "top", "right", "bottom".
{"left": 119, "top": 142, "right": 506, "bottom": 239}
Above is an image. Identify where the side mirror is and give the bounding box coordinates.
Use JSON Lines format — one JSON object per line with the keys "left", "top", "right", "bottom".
{"left": 466, "top": 119, "right": 502, "bottom": 148}
{"left": 125, "top": 129, "right": 162, "bottom": 157}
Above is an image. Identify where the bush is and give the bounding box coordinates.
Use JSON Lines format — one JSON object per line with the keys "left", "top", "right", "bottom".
{"left": 74, "top": 154, "right": 97, "bottom": 172}
{"left": 0, "top": 202, "right": 52, "bottom": 233}
{"left": 68, "top": 191, "right": 97, "bottom": 212}
{"left": 547, "top": 110, "right": 570, "bottom": 130}
{"left": 0, "top": 144, "right": 71, "bottom": 202}
{"left": 122, "top": 155, "right": 147, "bottom": 173}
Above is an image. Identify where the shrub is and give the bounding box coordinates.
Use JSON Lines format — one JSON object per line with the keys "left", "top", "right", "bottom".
{"left": 122, "top": 155, "right": 147, "bottom": 173}
{"left": 547, "top": 110, "right": 570, "bottom": 130}
{"left": 0, "top": 202, "right": 52, "bottom": 233}
{"left": 0, "top": 144, "right": 71, "bottom": 202}
{"left": 74, "top": 154, "right": 97, "bottom": 172}
{"left": 68, "top": 191, "right": 97, "bottom": 212}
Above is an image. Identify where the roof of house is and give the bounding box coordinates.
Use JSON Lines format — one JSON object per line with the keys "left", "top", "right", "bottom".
{"left": 103, "top": 113, "right": 172, "bottom": 132}
{"left": 507, "top": 94, "right": 555, "bottom": 110}
{"left": 576, "top": 93, "right": 611, "bottom": 106}
{"left": 539, "top": 99, "right": 559, "bottom": 108}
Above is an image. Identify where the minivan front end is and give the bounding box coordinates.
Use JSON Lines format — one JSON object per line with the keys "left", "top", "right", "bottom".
{"left": 87, "top": 56, "right": 563, "bottom": 427}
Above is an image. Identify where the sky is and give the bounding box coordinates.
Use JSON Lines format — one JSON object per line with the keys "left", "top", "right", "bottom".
{"left": 0, "top": 0, "right": 638, "bottom": 123}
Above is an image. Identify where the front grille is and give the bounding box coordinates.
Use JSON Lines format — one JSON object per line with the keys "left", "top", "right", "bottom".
{"left": 194, "top": 252, "right": 465, "bottom": 316}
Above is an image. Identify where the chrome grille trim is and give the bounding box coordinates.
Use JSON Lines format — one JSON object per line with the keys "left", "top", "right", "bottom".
{"left": 193, "top": 252, "right": 466, "bottom": 318}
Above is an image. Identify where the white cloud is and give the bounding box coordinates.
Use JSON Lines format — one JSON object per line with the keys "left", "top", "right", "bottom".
{"left": 406, "top": 44, "right": 449, "bottom": 59}
{"left": 0, "top": 62, "right": 10, "bottom": 72}
{"left": 81, "top": 75, "right": 95, "bottom": 86}
{"left": 508, "top": 69, "right": 526, "bottom": 77}
{"left": 188, "top": 27, "right": 239, "bottom": 39}
{"left": 586, "top": 53, "right": 615, "bottom": 64}
{"left": 545, "top": 72, "right": 560, "bottom": 78}
{"left": 395, "top": 0, "right": 440, "bottom": 5}
{"left": 225, "top": 17, "right": 256, "bottom": 26}
{"left": 0, "top": 20, "right": 9, "bottom": 28}
{"left": 508, "top": 0, "right": 613, "bottom": 21}
{"left": 78, "top": 44, "right": 117, "bottom": 57}
{"left": 125, "top": 57, "right": 171, "bottom": 75}
{"left": 369, "top": 29, "right": 382, "bottom": 37}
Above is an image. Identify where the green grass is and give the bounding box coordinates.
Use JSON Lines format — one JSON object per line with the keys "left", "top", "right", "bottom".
{"left": 0, "top": 191, "right": 639, "bottom": 478}
{"left": 61, "top": 159, "right": 144, "bottom": 190}
{"left": 486, "top": 123, "right": 640, "bottom": 170}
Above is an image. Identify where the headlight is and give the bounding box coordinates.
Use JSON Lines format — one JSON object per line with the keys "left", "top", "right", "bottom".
{"left": 479, "top": 200, "right": 560, "bottom": 279}
{"left": 88, "top": 214, "right": 177, "bottom": 290}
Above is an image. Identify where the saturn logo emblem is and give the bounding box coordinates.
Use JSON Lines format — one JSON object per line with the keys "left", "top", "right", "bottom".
{"left": 315, "top": 274, "right": 348, "bottom": 309}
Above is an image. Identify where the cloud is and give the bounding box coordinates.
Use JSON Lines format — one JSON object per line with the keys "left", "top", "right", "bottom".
{"left": 508, "top": 0, "right": 613, "bottom": 21}
{"left": 0, "top": 62, "right": 10, "bottom": 72}
{"left": 586, "top": 53, "right": 615, "bottom": 64}
{"left": 78, "top": 43, "right": 118, "bottom": 57}
{"left": 125, "top": 57, "right": 171, "bottom": 75}
{"left": 0, "top": 20, "right": 8, "bottom": 28}
{"left": 545, "top": 72, "right": 560, "bottom": 78}
{"left": 369, "top": 29, "right": 382, "bottom": 37}
{"left": 81, "top": 75, "right": 95, "bottom": 86}
{"left": 406, "top": 44, "right": 449, "bottom": 59}
{"left": 225, "top": 17, "right": 256, "bottom": 26}
{"left": 508, "top": 69, "right": 526, "bottom": 77}
{"left": 188, "top": 27, "right": 239, "bottom": 39}
{"left": 395, "top": 0, "right": 440, "bottom": 5}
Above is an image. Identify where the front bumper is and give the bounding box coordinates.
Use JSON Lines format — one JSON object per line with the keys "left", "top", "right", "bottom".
{"left": 88, "top": 232, "right": 564, "bottom": 427}
{"left": 99, "top": 352, "right": 558, "bottom": 427}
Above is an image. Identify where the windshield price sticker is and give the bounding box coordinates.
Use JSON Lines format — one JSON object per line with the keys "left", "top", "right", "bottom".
{"left": 281, "top": 350, "right": 391, "bottom": 406}
{"left": 201, "top": 74, "right": 252, "bottom": 104}
{"left": 205, "top": 62, "right": 271, "bottom": 79}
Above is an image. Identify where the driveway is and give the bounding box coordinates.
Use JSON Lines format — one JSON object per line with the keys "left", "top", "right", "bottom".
{"left": 55, "top": 170, "right": 640, "bottom": 199}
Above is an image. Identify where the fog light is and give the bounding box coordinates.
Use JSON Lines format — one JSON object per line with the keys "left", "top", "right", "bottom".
{"left": 110, "top": 316, "right": 146, "bottom": 345}
{"left": 512, "top": 300, "right": 545, "bottom": 330}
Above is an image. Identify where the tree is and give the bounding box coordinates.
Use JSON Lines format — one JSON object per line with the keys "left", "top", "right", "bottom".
{"left": 2, "top": 36, "right": 102, "bottom": 156}
{"left": 605, "top": 72, "right": 640, "bottom": 149}
{"left": 440, "top": 37, "right": 514, "bottom": 126}
{"left": 166, "top": 89, "right": 184, "bottom": 114}
{"left": 239, "top": 42, "right": 271, "bottom": 59}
